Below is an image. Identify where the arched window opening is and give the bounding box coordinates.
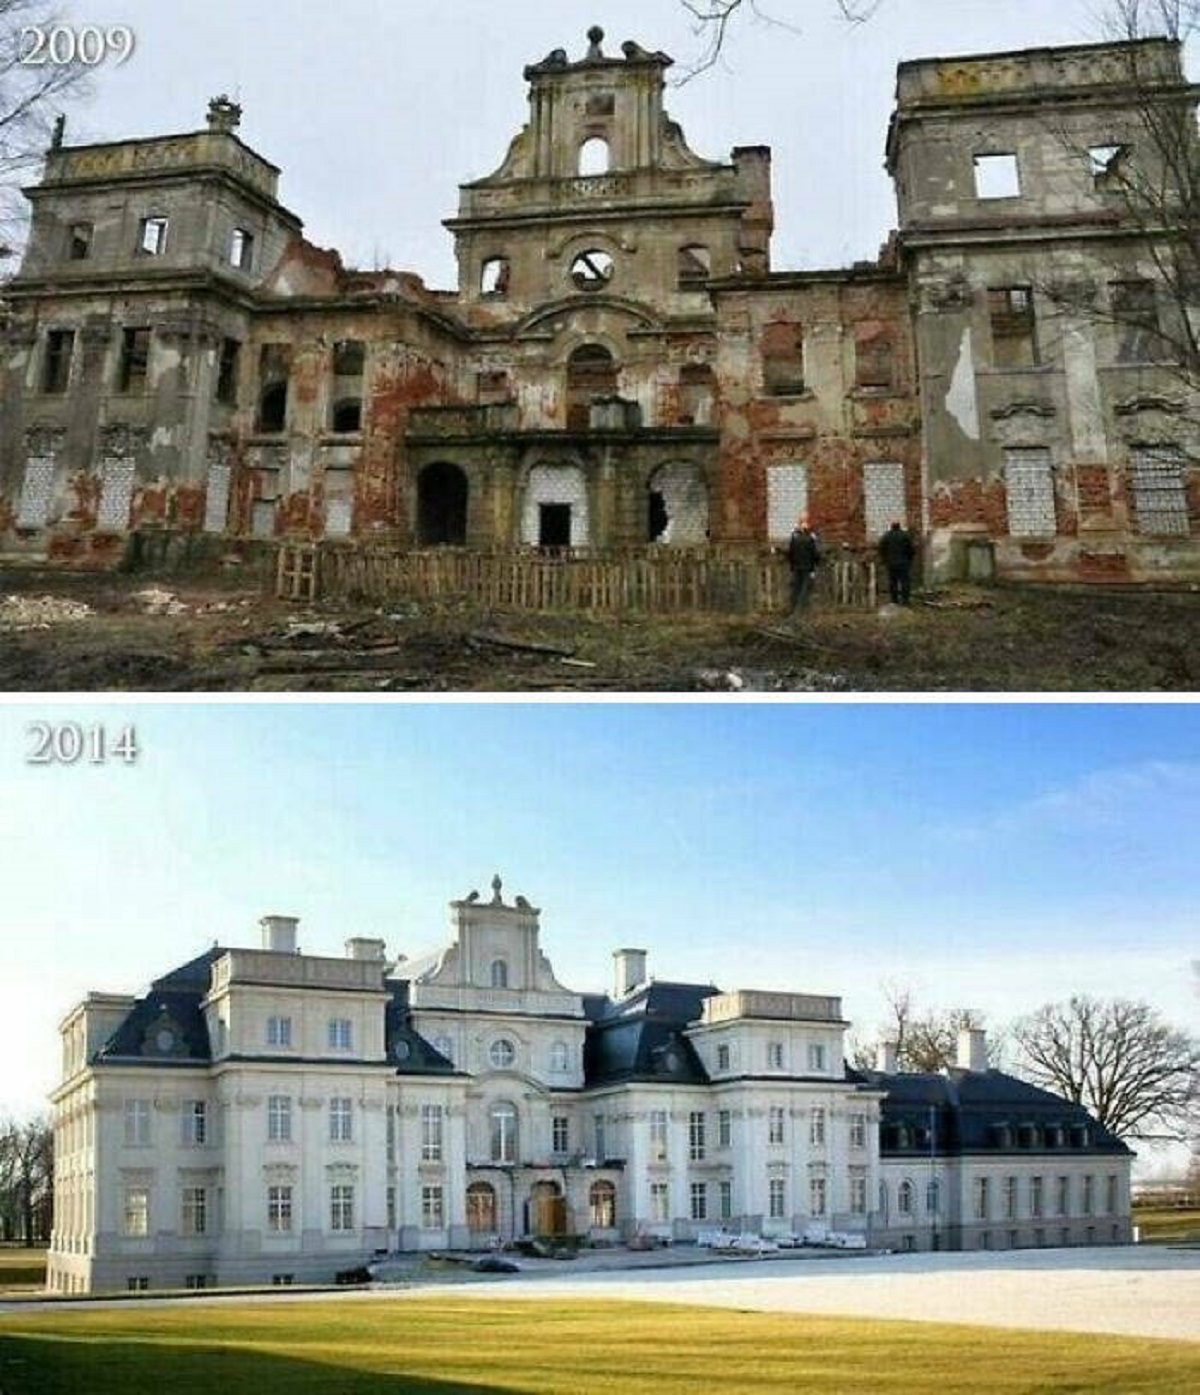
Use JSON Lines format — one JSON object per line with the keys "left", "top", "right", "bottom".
{"left": 927, "top": 1179, "right": 942, "bottom": 1216}
{"left": 878, "top": 1181, "right": 889, "bottom": 1222}
{"left": 417, "top": 462, "right": 469, "bottom": 547}
{"left": 467, "top": 1183, "right": 497, "bottom": 1234}
{"left": 647, "top": 462, "right": 709, "bottom": 546}
{"left": 256, "top": 344, "right": 291, "bottom": 434}
{"left": 590, "top": 1180, "right": 617, "bottom": 1229}
{"left": 490, "top": 1103, "right": 518, "bottom": 1164}
{"left": 481, "top": 257, "right": 511, "bottom": 298}
{"left": 579, "top": 137, "right": 611, "bottom": 176}
{"left": 679, "top": 363, "right": 715, "bottom": 426}
{"left": 566, "top": 344, "right": 618, "bottom": 431}
{"left": 898, "top": 1180, "right": 915, "bottom": 1216}
{"left": 330, "top": 340, "right": 365, "bottom": 434}
{"left": 491, "top": 959, "right": 509, "bottom": 990}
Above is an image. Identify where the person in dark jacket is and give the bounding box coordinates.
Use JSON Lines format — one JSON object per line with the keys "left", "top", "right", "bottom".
{"left": 787, "top": 518, "right": 822, "bottom": 614}
{"left": 879, "top": 521, "right": 917, "bottom": 605}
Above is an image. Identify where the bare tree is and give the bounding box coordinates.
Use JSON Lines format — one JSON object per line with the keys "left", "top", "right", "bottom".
{"left": 0, "top": 1, "right": 89, "bottom": 255}
{"left": 1014, "top": 996, "right": 1199, "bottom": 1143}
{"left": 679, "top": 1, "right": 884, "bottom": 75}
{"left": 0, "top": 1115, "right": 53, "bottom": 1245}
{"left": 850, "top": 983, "right": 999, "bottom": 1073}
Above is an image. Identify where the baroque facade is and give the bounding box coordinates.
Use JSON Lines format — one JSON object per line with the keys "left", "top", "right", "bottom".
{"left": 48, "top": 881, "right": 1132, "bottom": 1294}
{"left": 1, "top": 30, "right": 1196, "bottom": 583}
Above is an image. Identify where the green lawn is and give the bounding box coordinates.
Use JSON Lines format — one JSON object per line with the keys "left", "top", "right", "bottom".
{"left": 1135, "top": 1207, "right": 1200, "bottom": 1244}
{"left": 0, "top": 1249, "right": 46, "bottom": 1292}
{"left": 0, "top": 1300, "right": 1196, "bottom": 1394}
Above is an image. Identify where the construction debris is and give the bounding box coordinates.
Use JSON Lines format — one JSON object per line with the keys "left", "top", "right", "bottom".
{"left": 0, "top": 596, "right": 93, "bottom": 630}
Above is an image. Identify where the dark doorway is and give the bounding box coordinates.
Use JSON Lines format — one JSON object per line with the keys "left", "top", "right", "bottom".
{"left": 539, "top": 503, "right": 572, "bottom": 549}
{"left": 648, "top": 491, "right": 669, "bottom": 543}
{"left": 417, "top": 462, "right": 469, "bottom": 546}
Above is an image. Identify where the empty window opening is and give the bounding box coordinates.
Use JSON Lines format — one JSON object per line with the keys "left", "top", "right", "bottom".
{"left": 1090, "top": 144, "right": 1128, "bottom": 190}
{"left": 767, "top": 463, "right": 809, "bottom": 544}
{"left": 17, "top": 457, "right": 56, "bottom": 529}
{"left": 648, "top": 462, "right": 709, "bottom": 545}
{"left": 216, "top": 338, "right": 241, "bottom": 406}
{"left": 230, "top": 228, "right": 255, "bottom": 271}
{"left": 257, "top": 344, "right": 291, "bottom": 433}
{"left": 989, "top": 287, "right": 1039, "bottom": 369}
{"left": 570, "top": 249, "right": 615, "bottom": 293}
{"left": 1131, "top": 447, "right": 1190, "bottom": 536}
{"left": 139, "top": 216, "right": 169, "bottom": 256}
{"left": 97, "top": 457, "right": 135, "bottom": 533}
{"left": 1005, "top": 449, "right": 1057, "bottom": 537}
{"left": 856, "top": 330, "right": 896, "bottom": 390}
{"left": 586, "top": 93, "right": 615, "bottom": 118}
{"left": 490, "top": 959, "right": 509, "bottom": 989}
{"left": 481, "top": 257, "right": 511, "bottom": 298}
{"left": 539, "top": 503, "right": 573, "bottom": 549}
{"left": 763, "top": 321, "right": 806, "bottom": 396}
{"left": 974, "top": 153, "right": 1021, "bottom": 200}
{"left": 678, "top": 244, "right": 712, "bottom": 290}
{"left": 42, "top": 330, "right": 74, "bottom": 394}
{"left": 417, "top": 461, "right": 469, "bottom": 547}
{"left": 579, "top": 136, "right": 611, "bottom": 176}
{"left": 68, "top": 223, "right": 93, "bottom": 261}
{"left": 679, "top": 363, "right": 715, "bottom": 426}
{"left": 1111, "top": 280, "right": 1167, "bottom": 363}
{"left": 476, "top": 370, "right": 511, "bottom": 405}
{"left": 324, "top": 469, "right": 354, "bottom": 538}
{"left": 864, "top": 461, "right": 907, "bottom": 544}
{"left": 330, "top": 340, "right": 365, "bottom": 434}
{"left": 118, "top": 327, "right": 152, "bottom": 394}
{"left": 566, "top": 343, "right": 618, "bottom": 430}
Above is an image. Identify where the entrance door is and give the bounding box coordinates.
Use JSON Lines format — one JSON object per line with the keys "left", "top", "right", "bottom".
{"left": 417, "top": 462, "right": 469, "bottom": 546}
{"left": 539, "top": 503, "right": 572, "bottom": 549}
{"left": 530, "top": 1181, "right": 567, "bottom": 1237}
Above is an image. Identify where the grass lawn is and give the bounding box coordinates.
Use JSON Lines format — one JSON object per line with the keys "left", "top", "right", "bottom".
{"left": 1135, "top": 1207, "right": 1200, "bottom": 1244}
{"left": 0, "top": 1249, "right": 46, "bottom": 1292}
{"left": 0, "top": 1299, "right": 1197, "bottom": 1394}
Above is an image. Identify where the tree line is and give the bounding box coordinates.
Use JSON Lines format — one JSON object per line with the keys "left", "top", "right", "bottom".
{"left": 0, "top": 1116, "right": 53, "bottom": 1246}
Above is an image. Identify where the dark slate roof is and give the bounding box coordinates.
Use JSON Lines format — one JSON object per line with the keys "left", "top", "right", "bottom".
{"left": 584, "top": 981, "right": 718, "bottom": 1087}
{"left": 858, "top": 1068, "right": 1132, "bottom": 1158}
{"left": 384, "top": 982, "right": 458, "bottom": 1076}
{"left": 95, "top": 988, "right": 213, "bottom": 1066}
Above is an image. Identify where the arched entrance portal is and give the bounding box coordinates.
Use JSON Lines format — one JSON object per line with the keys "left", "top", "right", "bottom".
{"left": 522, "top": 464, "right": 590, "bottom": 549}
{"left": 417, "top": 462, "right": 469, "bottom": 546}
{"left": 647, "top": 463, "right": 709, "bottom": 545}
{"left": 527, "top": 1180, "right": 568, "bottom": 1239}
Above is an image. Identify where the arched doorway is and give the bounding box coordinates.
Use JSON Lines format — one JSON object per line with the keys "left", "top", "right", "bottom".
{"left": 647, "top": 463, "right": 709, "bottom": 545}
{"left": 417, "top": 462, "right": 469, "bottom": 546}
{"left": 522, "top": 464, "right": 590, "bottom": 549}
{"left": 566, "top": 345, "right": 618, "bottom": 431}
{"left": 467, "top": 1183, "right": 498, "bottom": 1237}
{"left": 528, "top": 1180, "right": 567, "bottom": 1238}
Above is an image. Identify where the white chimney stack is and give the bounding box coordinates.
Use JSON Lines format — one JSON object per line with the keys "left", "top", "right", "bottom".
{"left": 614, "top": 948, "right": 648, "bottom": 999}
{"left": 957, "top": 1028, "right": 988, "bottom": 1072}
{"left": 260, "top": 915, "right": 299, "bottom": 954}
{"left": 877, "top": 1041, "right": 899, "bottom": 1074}
{"left": 346, "top": 938, "right": 387, "bottom": 963}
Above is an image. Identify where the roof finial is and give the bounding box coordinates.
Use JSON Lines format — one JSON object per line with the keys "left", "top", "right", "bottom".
{"left": 587, "top": 26, "right": 605, "bottom": 61}
{"left": 491, "top": 874, "right": 504, "bottom": 905}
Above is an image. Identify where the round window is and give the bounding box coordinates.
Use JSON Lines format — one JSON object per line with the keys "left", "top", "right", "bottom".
{"left": 571, "top": 250, "right": 615, "bottom": 292}
{"left": 155, "top": 1028, "right": 176, "bottom": 1053}
{"left": 394, "top": 1039, "right": 412, "bottom": 1063}
{"left": 489, "top": 1039, "right": 516, "bottom": 1070}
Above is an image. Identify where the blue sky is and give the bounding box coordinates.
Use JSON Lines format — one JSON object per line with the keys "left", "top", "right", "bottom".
{"left": 60, "top": 0, "right": 1191, "bottom": 278}
{"left": 1, "top": 703, "right": 1196, "bottom": 1148}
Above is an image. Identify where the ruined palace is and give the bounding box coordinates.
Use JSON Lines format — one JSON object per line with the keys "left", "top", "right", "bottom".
{"left": 1, "top": 28, "right": 1197, "bottom": 584}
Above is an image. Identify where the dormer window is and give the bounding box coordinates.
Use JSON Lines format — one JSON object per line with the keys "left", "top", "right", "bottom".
{"left": 716, "top": 1044, "right": 730, "bottom": 1072}
{"left": 579, "top": 136, "right": 611, "bottom": 176}
{"left": 490, "top": 959, "right": 509, "bottom": 989}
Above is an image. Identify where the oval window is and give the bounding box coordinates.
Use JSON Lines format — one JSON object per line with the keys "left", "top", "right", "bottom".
{"left": 571, "top": 250, "right": 615, "bottom": 292}
{"left": 489, "top": 1038, "right": 517, "bottom": 1070}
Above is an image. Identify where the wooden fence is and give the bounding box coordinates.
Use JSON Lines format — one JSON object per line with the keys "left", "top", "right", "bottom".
{"left": 276, "top": 544, "right": 879, "bottom": 616}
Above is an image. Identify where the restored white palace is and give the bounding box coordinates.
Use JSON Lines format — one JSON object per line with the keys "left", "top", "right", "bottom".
{"left": 48, "top": 881, "right": 1133, "bottom": 1292}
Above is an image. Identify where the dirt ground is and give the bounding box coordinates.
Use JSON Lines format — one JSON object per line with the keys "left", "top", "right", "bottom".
{"left": 0, "top": 568, "right": 1197, "bottom": 693}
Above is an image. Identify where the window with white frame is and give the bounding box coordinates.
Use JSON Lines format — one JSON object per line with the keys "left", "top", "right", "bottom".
{"left": 769, "top": 1177, "right": 787, "bottom": 1221}
{"left": 491, "top": 1103, "right": 518, "bottom": 1164}
{"left": 650, "top": 1110, "right": 669, "bottom": 1158}
{"left": 769, "top": 1107, "right": 786, "bottom": 1146}
{"left": 1057, "top": 1176, "right": 1071, "bottom": 1216}
{"left": 717, "top": 1044, "right": 730, "bottom": 1072}
{"left": 719, "top": 1180, "right": 733, "bottom": 1221}
{"left": 123, "top": 1187, "right": 150, "bottom": 1237}
{"left": 328, "top": 1019, "right": 353, "bottom": 1051}
{"left": 1005, "top": 1176, "right": 1019, "bottom": 1220}
{"left": 124, "top": 1099, "right": 151, "bottom": 1147}
{"left": 267, "top": 1186, "right": 293, "bottom": 1232}
{"left": 329, "top": 1098, "right": 353, "bottom": 1143}
{"left": 1030, "top": 1175, "right": 1044, "bottom": 1219}
{"left": 651, "top": 1182, "right": 670, "bottom": 1224}
{"left": 767, "top": 1041, "right": 785, "bottom": 1071}
{"left": 688, "top": 1111, "right": 706, "bottom": 1162}
{"left": 810, "top": 1108, "right": 827, "bottom": 1148}
{"left": 552, "top": 1115, "right": 570, "bottom": 1157}
{"left": 850, "top": 1113, "right": 867, "bottom": 1149}
{"left": 974, "top": 1177, "right": 991, "bottom": 1221}
{"left": 330, "top": 1185, "right": 355, "bottom": 1232}
{"left": 267, "top": 1095, "right": 292, "bottom": 1144}
{"left": 550, "top": 1041, "right": 570, "bottom": 1073}
{"left": 183, "top": 1101, "right": 208, "bottom": 1147}
{"left": 1130, "top": 447, "right": 1190, "bottom": 536}
{"left": 810, "top": 1176, "right": 827, "bottom": 1217}
{"left": 1004, "top": 448, "right": 1057, "bottom": 538}
{"left": 898, "top": 1179, "right": 915, "bottom": 1216}
{"left": 850, "top": 1175, "right": 868, "bottom": 1215}
{"left": 690, "top": 1181, "right": 708, "bottom": 1222}
{"left": 807, "top": 1043, "right": 827, "bottom": 1074}
{"left": 267, "top": 1016, "right": 293, "bottom": 1049}
{"left": 717, "top": 1109, "right": 732, "bottom": 1150}
{"left": 594, "top": 1113, "right": 607, "bottom": 1162}
{"left": 421, "top": 1104, "right": 444, "bottom": 1162}
{"left": 1082, "top": 1175, "right": 1095, "bottom": 1217}
{"left": 490, "top": 959, "right": 509, "bottom": 990}
{"left": 1106, "top": 1175, "right": 1119, "bottom": 1216}
{"left": 422, "top": 1185, "right": 444, "bottom": 1229}
{"left": 181, "top": 1187, "right": 207, "bottom": 1237}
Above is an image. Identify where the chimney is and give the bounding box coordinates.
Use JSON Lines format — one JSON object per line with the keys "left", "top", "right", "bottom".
{"left": 346, "top": 938, "right": 387, "bottom": 963}
{"left": 957, "top": 1028, "right": 988, "bottom": 1073}
{"left": 207, "top": 95, "right": 243, "bottom": 134}
{"left": 260, "top": 915, "right": 299, "bottom": 955}
{"left": 614, "top": 949, "right": 648, "bottom": 999}
{"left": 877, "top": 1041, "right": 899, "bottom": 1074}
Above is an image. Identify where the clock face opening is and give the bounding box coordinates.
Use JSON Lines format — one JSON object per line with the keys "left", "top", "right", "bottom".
{"left": 571, "top": 250, "right": 615, "bottom": 292}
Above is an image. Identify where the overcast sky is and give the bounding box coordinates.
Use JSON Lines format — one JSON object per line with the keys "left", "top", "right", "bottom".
{"left": 0, "top": 702, "right": 1195, "bottom": 1175}
{"left": 59, "top": 0, "right": 1189, "bottom": 282}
